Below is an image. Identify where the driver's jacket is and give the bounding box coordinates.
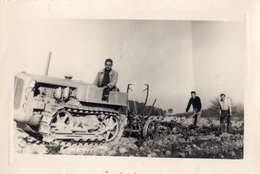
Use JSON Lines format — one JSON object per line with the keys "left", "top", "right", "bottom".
{"left": 93, "top": 69, "right": 118, "bottom": 89}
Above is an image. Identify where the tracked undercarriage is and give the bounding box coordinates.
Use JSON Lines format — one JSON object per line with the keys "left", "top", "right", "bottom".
{"left": 40, "top": 106, "right": 123, "bottom": 143}
{"left": 15, "top": 104, "right": 128, "bottom": 155}
{"left": 17, "top": 103, "right": 127, "bottom": 145}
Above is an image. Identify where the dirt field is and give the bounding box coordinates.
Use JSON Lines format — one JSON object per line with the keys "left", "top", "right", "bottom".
{"left": 13, "top": 116, "right": 243, "bottom": 159}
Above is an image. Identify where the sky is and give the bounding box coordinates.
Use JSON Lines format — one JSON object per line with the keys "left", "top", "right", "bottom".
{"left": 3, "top": 19, "right": 245, "bottom": 114}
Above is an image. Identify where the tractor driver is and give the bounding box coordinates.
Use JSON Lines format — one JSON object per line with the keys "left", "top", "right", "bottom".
{"left": 93, "top": 58, "right": 118, "bottom": 100}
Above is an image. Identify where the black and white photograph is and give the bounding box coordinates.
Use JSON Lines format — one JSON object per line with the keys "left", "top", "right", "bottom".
{"left": 11, "top": 19, "right": 245, "bottom": 159}
{"left": 0, "top": 1, "right": 259, "bottom": 174}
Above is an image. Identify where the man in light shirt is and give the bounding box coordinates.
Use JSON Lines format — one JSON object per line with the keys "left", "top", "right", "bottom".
{"left": 93, "top": 58, "right": 118, "bottom": 100}
{"left": 218, "top": 93, "right": 232, "bottom": 133}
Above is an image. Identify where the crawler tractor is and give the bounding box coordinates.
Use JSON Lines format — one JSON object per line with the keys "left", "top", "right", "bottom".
{"left": 14, "top": 56, "right": 128, "bottom": 145}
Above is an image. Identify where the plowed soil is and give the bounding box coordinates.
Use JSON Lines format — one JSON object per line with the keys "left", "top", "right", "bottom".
{"left": 13, "top": 116, "right": 243, "bottom": 159}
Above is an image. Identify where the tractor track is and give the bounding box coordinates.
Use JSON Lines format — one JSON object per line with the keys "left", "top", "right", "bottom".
{"left": 14, "top": 115, "right": 127, "bottom": 155}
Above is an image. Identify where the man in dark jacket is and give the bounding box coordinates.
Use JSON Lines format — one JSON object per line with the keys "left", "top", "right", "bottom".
{"left": 185, "top": 91, "right": 202, "bottom": 127}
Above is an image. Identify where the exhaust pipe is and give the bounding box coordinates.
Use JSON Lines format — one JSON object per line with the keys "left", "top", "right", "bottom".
{"left": 44, "top": 52, "right": 52, "bottom": 76}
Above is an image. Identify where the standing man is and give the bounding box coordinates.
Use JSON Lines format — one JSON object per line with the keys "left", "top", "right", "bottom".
{"left": 218, "top": 93, "right": 232, "bottom": 133}
{"left": 185, "top": 91, "right": 202, "bottom": 128}
{"left": 93, "top": 58, "right": 118, "bottom": 100}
